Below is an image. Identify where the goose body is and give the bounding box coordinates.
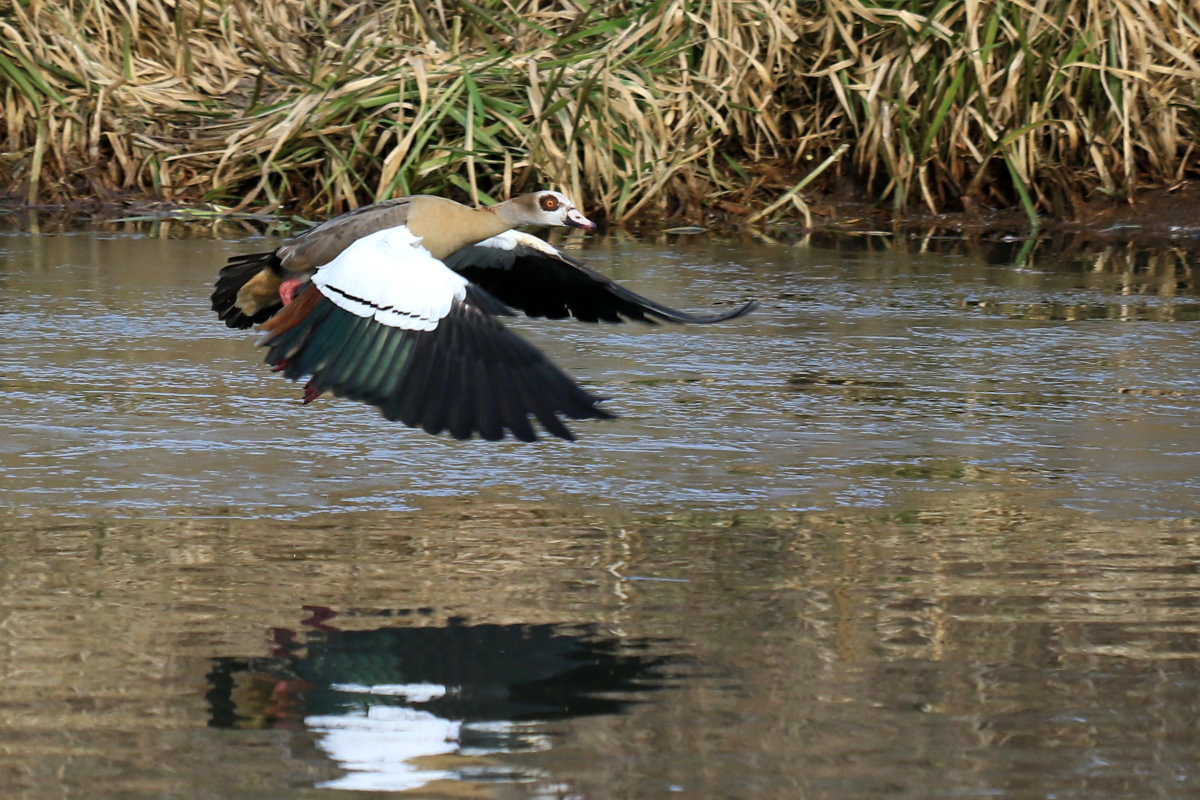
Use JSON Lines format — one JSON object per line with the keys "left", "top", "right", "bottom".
{"left": 211, "top": 191, "right": 754, "bottom": 442}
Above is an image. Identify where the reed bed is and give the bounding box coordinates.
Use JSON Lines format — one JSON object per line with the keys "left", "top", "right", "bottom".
{"left": 3, "top": 0, "right": 1200, "bottom": 224}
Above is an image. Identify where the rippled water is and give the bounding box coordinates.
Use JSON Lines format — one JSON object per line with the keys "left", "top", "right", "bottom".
{"left": 1, "top": 224, "right": 1198, "bottom": 798}
{"left": 3, "top": 229, "right": 1198, "bottom": 518}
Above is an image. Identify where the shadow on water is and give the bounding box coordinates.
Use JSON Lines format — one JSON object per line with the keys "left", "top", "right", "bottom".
{"left": 2, "top": 221, "right": 1200, "bottom": 798}
{"left": 208, "top": 615, "right": 676, "bottom": 792}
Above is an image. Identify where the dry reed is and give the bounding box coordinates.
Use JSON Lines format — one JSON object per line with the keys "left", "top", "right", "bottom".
{"left": 2, "top": 0, "right": 1200, "bottom": 224}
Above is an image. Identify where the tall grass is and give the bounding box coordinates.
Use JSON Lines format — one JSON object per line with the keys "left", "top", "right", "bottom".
{"left": 3, "top": 0, "right": 1200, "bottom": 223}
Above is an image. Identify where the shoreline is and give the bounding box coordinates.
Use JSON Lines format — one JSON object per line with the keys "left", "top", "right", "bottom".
{"left": 5, "top": 183, "right": 1200, "bottom": 249}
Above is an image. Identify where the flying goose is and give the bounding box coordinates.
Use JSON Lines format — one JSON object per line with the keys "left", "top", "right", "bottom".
{"left": 211, "top": 191, "right": 754, "bottom": 442}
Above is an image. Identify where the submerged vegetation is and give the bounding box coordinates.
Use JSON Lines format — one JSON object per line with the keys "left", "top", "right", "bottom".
{"left": 2, "top": 0, "right": 1200, "bottom": 224}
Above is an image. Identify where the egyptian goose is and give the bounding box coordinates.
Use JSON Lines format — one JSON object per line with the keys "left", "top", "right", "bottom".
{"left": 211, "top": 191, "right": 754, "bottom": 442}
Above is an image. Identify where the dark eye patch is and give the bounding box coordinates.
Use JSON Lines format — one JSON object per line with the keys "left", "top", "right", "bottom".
{"left": 539, "top": 195, "right": 561, "bottom": 212}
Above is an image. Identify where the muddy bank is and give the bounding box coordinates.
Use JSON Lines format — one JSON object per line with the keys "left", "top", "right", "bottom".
{"left": 6, "top": 183, "right": 1200, "bottom": 248}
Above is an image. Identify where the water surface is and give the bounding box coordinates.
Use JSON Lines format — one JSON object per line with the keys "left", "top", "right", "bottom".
{"left": 0, "top": 226, "right": 1198, "bottom": 798}
{"left": 1, "top": 229, "right": 1197, "bottom": 518}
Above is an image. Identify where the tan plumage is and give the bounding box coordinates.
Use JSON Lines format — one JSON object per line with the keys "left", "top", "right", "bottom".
{"left": 234, "top": 268, "right": 283, "bottom": 318}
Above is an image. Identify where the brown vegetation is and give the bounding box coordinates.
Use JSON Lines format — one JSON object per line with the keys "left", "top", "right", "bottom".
{"left": 3, "top": 0, "right": 1200, "bottom": 225}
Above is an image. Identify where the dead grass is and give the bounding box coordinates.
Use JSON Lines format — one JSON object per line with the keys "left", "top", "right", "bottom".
{"left": 3, "top": 0, "right": 1200, "bottom": 224}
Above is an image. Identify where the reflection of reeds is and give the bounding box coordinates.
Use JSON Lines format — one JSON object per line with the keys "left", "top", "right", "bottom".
{"left": 3, "top": 1, "right": 1199, "bottom": 221}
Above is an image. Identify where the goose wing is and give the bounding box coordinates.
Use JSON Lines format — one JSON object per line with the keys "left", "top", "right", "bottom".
{"left": 259, "top": 226, "right": 612, "bottom": 442}
{"left": 276, "top": 197, "right": 415, "bottom": 272}
{"left": 442, "top": 231, "right": 756, "bottom": 324}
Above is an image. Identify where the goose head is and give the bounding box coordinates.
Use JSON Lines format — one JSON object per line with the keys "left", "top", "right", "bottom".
{"left": 501, "top": 191, "right": 596, "bottom": 231}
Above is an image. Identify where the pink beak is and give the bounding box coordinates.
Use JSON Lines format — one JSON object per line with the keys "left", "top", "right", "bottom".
{"left": 565, "top": 207, "right": 596, "bottom": 231}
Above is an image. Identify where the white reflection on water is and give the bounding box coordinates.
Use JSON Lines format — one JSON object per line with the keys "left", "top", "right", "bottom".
{"left": 311, "top": 700, "right": 459, "bottom": 791}
{"left": 310, "top": 682, "right": 548, "bottom": 792}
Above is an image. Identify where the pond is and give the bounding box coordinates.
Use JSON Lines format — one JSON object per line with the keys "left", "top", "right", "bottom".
{"left": 0, "top": 221, "right": 1198, "bottom": 797}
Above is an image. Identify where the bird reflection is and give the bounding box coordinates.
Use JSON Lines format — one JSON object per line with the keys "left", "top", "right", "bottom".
{"left": 206, "top": 610, "right": 678, "bottom": 791}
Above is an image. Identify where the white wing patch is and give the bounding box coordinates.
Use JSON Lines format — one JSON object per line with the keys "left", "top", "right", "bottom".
{"left": 473, "top": 230, "right": 563, "bottom": 257}
{"left": 312, "top": 226, "right": 468, "bottom": 332}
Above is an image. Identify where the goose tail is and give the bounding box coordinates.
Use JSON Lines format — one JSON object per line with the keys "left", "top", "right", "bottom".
{"left": 212, "top": 251, "right": 285, "bottom": 329}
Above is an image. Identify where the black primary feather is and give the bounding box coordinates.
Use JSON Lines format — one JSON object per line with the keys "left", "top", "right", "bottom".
{"left": 443, "top": 242, "right": 757, "bottom": 324}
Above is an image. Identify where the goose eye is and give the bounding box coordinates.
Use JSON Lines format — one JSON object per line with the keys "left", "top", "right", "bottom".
{"left": 539, "top": 195, "right": 561, "bottom": 212}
